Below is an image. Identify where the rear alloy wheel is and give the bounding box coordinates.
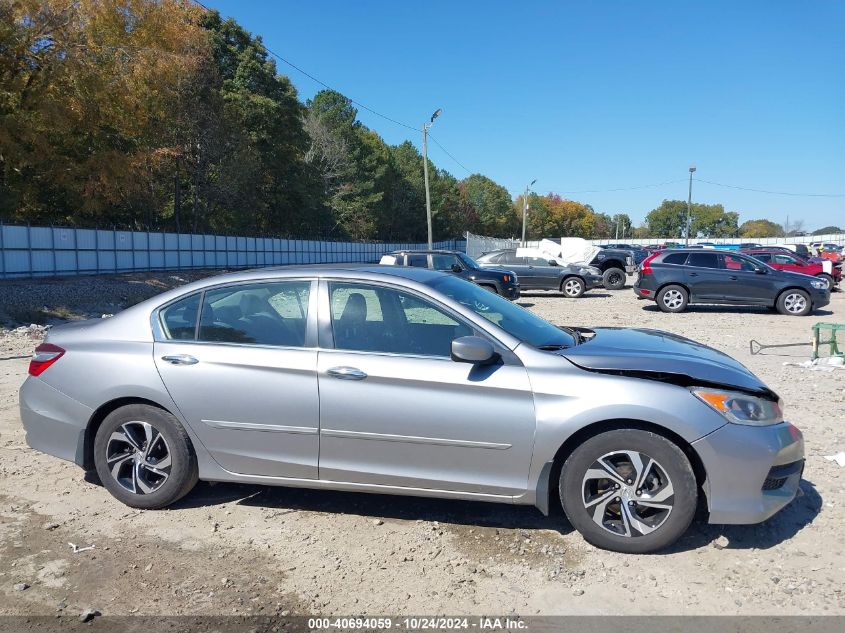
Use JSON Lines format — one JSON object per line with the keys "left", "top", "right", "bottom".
{"left": 94, "top": 404, "right": 198, "bottom": 509}
{"left": 602, "top": 267, "right": 626, "bottom": 290}
{"left": 776, "top": 289, "right": 811, "bottom": 316}
{"left": 559, "top": 429, "right": 697, "bottom": 553}
{"left": 656, "top": 285, "right": 688, "bottom": 313}
{"left": 561, "top": 277, "right": 586, "bottom": 298}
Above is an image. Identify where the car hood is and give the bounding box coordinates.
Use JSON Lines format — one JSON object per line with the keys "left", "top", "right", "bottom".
{"left": 472, "top": 266, "right": 514, "bottom": 277}
{"left": 559, "top": 327, "right": 770, "bottom": 394}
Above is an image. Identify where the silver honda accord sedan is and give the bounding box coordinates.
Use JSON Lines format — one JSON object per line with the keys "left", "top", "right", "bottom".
{"left": 20, "top": 265, "right": 804, "bottom": 553}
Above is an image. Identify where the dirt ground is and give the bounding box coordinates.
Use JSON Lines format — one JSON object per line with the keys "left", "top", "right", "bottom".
{"left": 1, "top": 275, "right": 844, "bottom": 618}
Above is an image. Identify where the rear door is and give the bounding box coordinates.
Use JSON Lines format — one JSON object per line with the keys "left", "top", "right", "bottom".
{"left": 682, "top": 252, "right": 725, "bottom": 300}
{"left": 154, "top": 279, "right": 320, "bottom": 478}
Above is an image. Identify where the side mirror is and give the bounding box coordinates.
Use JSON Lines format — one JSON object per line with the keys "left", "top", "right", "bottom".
{"left": 450, "top": 263, "right": 463, "bottom": 273}
{"left": 754, "top": 266, "right": 767, "bottom": 274}
{"left": 548, "top": 260, "right": 558, "bottom": 266}
{"left": 451, "top": 336, "right": 498, "bottom": 365}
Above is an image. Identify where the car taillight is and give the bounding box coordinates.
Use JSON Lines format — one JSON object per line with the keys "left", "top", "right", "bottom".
{"left": 502, "top": 274, "right": 510, "bottom": 282}
{"left": 29, "top": 343, "right": 65, "bottom": 376}
{"left": 640, "top": 252, "right": 659, "bottom": 275}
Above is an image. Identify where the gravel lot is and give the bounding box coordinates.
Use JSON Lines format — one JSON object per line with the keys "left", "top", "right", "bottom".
{"left": 1, "top": 273, "right": 844, "bottom": 617}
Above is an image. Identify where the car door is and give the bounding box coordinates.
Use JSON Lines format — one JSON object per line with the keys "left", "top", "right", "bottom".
{"left": 682, "top": 251, "right": 725, "bottom": 300}
{"left": 316, "top": 279, "right": 536, "bottom": 496}
{"left": 531, "top": 257, "right": 562, "bottom": 289}
{"left": 721, "top": 253, "right": 777, "bottom": 304}
{"left": 154, "top": 279, "right": 320, "bottom": 478}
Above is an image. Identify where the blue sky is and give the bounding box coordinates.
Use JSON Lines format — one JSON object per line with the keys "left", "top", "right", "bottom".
{"left": 208, "top": 1, "right": 844, "bottom": 229}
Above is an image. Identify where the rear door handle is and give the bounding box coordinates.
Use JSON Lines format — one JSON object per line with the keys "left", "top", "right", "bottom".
{"left": 729, "top": 276, "right": 738, "bottom": 281}
{"left": 689, "top": 272, "right": 699, "bottom": 277}
{"left": 161, "top": 354, "right": 198, "bottom": 366}
{"left": 327, "top": 366, "right": 367, "bottom": 380}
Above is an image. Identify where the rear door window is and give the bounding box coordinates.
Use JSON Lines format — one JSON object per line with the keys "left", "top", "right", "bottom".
{"left": 685, "top": 253, "right": 719, "bottom": 268}
{"left": 197, "top": 281, "right": 311, "bottom": 347}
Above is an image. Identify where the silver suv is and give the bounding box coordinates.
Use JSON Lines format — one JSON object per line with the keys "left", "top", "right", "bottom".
{"left": 20, "top": 265, "right": 804, "bottom": 553}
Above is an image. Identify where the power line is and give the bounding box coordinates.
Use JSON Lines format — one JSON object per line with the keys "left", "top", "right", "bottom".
{"left": 513, "top": 178, "right": 687, "bottom": 196}
{"left": 694, "top": 178, "right": 845, "bottom": 198}
{"left": 191, "top": 0, "right": 417, "bottom": 131}
{"left": 427, "top": 134, "right": 473, "bottom": 174}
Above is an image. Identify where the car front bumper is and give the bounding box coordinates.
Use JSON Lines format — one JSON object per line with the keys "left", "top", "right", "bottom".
{"left": 584, "top": 274, "right": 605, "bottom": 290}
{"left": 501, "top": 283, "right": 521, "bottom": 300}
{"left": 19, "top": 376, "right": 92, "bottom": 467}
{"left": 812, "top": 287, "right": 831, "bottom": 308}
{"left": 692, "top": 421, "right": 804, "bottom": 524}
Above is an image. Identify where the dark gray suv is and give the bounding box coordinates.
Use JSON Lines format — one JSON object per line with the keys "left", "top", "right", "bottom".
{"left": 634, "top": 249, "right": 831, "bottom": 315}
{"left": 476, "top": 249, "right": 604, "bottom": 297}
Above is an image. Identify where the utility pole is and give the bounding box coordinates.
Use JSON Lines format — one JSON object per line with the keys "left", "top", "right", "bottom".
{"left": 685, "top": 165, "right": 696, "bottom": 246}
{"left": 422, "top": 108, "right": 442, "bottom": 249}
{"left": 521, "top": 179, "right": 537, "bottom": 244}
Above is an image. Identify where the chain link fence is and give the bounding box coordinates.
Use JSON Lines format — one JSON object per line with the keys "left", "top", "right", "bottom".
{"left": 0, "top": 222, "right": 466, "bottom": 279}
{"left": 464, "top": 232, "right": 519, "bottom": 258}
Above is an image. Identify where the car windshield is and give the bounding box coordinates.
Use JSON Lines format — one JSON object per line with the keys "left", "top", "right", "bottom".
{"left": 456, "top": 252, "right": 480, "bottom": 270}
{"left": 428, "top": 275, "right": 578, "bottom": 349}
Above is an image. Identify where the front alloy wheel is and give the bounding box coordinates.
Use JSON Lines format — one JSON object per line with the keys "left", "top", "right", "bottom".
{"left": 777, "top": 289, "right": 811, "bottom": 316}
{"left": 560, "top": 429, "right": 697, "bottom": 553}
{"left": 582, "top": 450, "right": 674, "bottom": 537}
{"left": 562, "top": 277, "right": 585, "bottom": 298}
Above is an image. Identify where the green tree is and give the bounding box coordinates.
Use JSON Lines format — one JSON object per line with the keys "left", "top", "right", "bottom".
{"left": 739, "top": 219, "right": 785, "bottom": 238}
{"left": 645, "top": 200, "right": 689, "bottom": 238}
{"left": 646, "top": 200, "right": 738, "bottom": 238}
{"left": 459, "top": 175, "right": 515, "bottom": 236}
{"left": 813, "top": 225, "right": 843, "bottom": 235}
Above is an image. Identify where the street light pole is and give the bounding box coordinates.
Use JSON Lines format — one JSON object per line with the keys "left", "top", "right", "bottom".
{"left": 521, "top": 179, "right": 537, "bottom": 244}
{"left": 685, "top": 165, "right": 696, "bottom": 246}
{"left": 422, "top": 108, "right": 442, "bottom": 249}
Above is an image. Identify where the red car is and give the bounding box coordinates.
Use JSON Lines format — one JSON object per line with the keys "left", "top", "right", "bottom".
{"left": 741, "top": 248, "right": 839, "bottom": 289}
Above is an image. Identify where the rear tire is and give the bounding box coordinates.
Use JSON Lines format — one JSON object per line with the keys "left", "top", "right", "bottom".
{"left": 559, "top": 429, "right": 698, "bottom": 553}
{"left": 776, "top": 289, "right": 811, "bottom": 316}
{"left": 561, "top": 276, "right": 586, "bottom": 298}
{"left": 656, "top": 285, "right": 688, "bottom": 313}
{"left": 602, "top": 267, "right": 626, "bottom": 290}
{"left": 94, "top": 404, "right": 198, "bottom": 509}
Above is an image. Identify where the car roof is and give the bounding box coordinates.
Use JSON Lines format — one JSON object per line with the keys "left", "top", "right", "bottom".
{"left": 385, "top": 249, "right": 461, "bottom": 255}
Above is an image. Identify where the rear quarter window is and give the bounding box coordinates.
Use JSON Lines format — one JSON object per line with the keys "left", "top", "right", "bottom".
{"left": 661, "top": 253, "right": 687, "bottom": 265}
{"left": 159, "top": 293, "right": 200, "bottom": 340}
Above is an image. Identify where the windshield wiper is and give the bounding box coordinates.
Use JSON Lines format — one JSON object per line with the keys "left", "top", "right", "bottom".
{"left": 537, "top": 343, "right": 571, "bottom": 351}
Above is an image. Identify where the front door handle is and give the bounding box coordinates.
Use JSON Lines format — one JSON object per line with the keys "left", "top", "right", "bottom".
{"left": 689, "top": 272, "right": 699, "bottom": 277}
{"left": 161, "top": 354, "right": 198, "bottom": 366}
{"left": 327, "top": 366, "right": 367, "bottom": 380}
{"left": 729, "top": 276, "right": 738, "bottom": 281}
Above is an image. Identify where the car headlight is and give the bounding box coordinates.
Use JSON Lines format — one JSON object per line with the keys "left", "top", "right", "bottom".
{"left": 691, "top": 388, "right": 783, "bottom": 426}
{"left": 811, "top": 279, "right": 829, "bottom": 289}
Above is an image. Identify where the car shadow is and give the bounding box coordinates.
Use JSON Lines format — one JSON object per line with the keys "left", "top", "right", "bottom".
{"left": 172, "top": 481, "right": 573, "bottom": 535}
{"left": 517, "top": 292, "right": 612, "bottom": 299}
{"left": 642, "top": 304, "right": 834, "bottom": 316}
{"left": 664, "top": 479, "right": 822, "bottom": 554}
{"left": 170, "top": 478, "right": 820, "bottom": 553}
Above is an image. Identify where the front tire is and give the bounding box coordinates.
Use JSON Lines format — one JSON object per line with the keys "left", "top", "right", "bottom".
{"left": 817, "top": 274, "right": 834, "bottom": 290}
{"left": 559, "top": 429, "right": 698, "bottom": 553}
{"left": 776, "top": 289, "right": 811, "bottom": 316}
{"left": 656, "top": 284, "right": 688, "bottom": 313}
{"left": 561, "top": 276, "right": 586, "bottom": 298}
{"left": 94, "top": 404, "right": 198, "bottom": 509}
{"left": 602, "top": 267, "right": 626, "bottom": 290}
